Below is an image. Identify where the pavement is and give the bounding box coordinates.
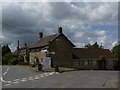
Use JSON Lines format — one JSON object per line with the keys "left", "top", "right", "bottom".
{"left": 1, "top": 66, "right": 119, "bottom": 88}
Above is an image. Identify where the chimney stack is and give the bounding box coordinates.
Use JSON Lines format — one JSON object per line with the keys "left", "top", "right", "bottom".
{"left": 25, "top": 43, "right": 27, "bottom": 47}
{"left": 39, "top": 32, "right": 43, "bottom": 39}
{"left": 58, "top": 26, "right": 62, "bottom": 34}
{"left": 17, "top": 40, "right": 19, "bottom": 50}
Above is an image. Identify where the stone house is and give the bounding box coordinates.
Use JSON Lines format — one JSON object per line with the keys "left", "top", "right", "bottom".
{"left": 29, "top": 27, "right": 75, "bottom": 68}
{"left": 28, "top": 27, "right": 117, "bottom": 70}
{"left": 17, "top": 44, "right": 28, "bottom": 63}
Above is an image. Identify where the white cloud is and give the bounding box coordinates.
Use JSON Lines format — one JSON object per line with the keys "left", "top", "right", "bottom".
{"left": 110, "top": 41, "right": 118, "bottom": 49}
{"left": 2, "top": 2, "right": 118, "bottom": 51}
{"left": 9, "top": 42, "right": 17, "bottom": 52}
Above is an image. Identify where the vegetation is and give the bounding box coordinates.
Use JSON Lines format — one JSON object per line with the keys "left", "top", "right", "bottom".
{"left": 2, "top": 45, "right": 18, "bottom": 65}
{"left": 112, "top": 42, "right": 120, "bottom": 70}
{"left": 112, "top": 42, "right": 120, "bottom": 60}
{"left": 85, "top": 42, "right": 103, "bottom": 48}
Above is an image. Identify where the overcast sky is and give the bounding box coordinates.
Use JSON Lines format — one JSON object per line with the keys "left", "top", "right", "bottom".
{"left": 1, "top": 1, "right": 118, "bottom": 52}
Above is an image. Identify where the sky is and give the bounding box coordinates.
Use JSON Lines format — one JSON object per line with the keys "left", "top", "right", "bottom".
{"left": 1, "top": 1, "right": 118, "bottom": 52}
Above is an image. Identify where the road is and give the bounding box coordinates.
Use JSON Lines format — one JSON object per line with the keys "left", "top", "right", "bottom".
{"left": 1, "top": 66, "right": 119, "bottom": 88}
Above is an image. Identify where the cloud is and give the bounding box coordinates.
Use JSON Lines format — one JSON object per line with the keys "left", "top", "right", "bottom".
{"left": 2, "top": 2, "right": 118, "bottom": 51}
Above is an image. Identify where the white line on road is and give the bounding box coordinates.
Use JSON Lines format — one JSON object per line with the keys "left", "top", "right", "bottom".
{"left": 3, "top": 72, "right": 7, "bottom": 76}
{"left": 2, "top": 67, "right": 9, "bottom": 76}
{"left": 40, "top": 75, "right": 45, "bottom": 77}
{"left": 7, "top": 81, "right": 12, "bottom": 83}
{"left": 1, "top": 77, "right": 7, "bottom": 83}
{"left": 12, "top": 81, "right": 19, "bottom": 84}
{"left": 7, "top": 68, "right": 9, "bottom": 72}
{"left": 34, "top": 77, "right": 40, "bottom": 80}
{"left": 3, "top": 72, "right": 60, "bottom": 87}
{"left": 4, "top": 84, "right": 11, "bottom": 86}
{"left": 21, "top": 79, "right": 27, "bottom": 82}
{"left": 21, "top": 78, "right": 27, "bottom": 80}
{"left": 12, "top": 79, "right": 20, "bottom": 81}
{"left": 28, "top": 77, "right": 34, "bottom": 80}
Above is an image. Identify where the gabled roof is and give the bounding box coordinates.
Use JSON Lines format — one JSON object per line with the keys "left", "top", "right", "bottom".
{"left": 29, "top": 33, "right": 75, "bottom": 49}
{"left": 29, "top": 34, "right": 58, "bottom": 49}
{"left": 73, "top": 48, "right": 117, "bottom": 60}
{"left": 50, "top": 34, "right": 75, "bottom": 47}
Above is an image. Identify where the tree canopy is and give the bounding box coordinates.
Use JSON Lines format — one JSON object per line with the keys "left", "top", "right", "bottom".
{"left": 2, "top": 44, "right": 11, "bottom": 56}
{"left": 85, "top": 42, "right": 103, "bottom": 49}
{"left": 112, "top": 42, "right": 120, "bottom": 60}
{"left": 111, "top": 42, "right": 120, "bottom": 70}
{"left": 2, "top": 45, "right": 18, "bottom": 65}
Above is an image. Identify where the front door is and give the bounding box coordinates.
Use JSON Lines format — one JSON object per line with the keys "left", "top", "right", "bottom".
{"left": 99, "top": 56, "right": 106, "bottom": 70}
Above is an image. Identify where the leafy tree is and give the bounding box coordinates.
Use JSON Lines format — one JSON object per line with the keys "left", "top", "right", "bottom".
{"left": 2, "top": 45, "right": 11, "bottom": 56}
{"left": 2, "top": 53, "right": 13, "bottom": 65}
{"left": 112, "top": 42, "right": 120, "bottom": 60}
{"left": 2, "top": 45, "right": 18, "bottom": 65}
{"left": 112, "top": 42, "right": 120, "bottom": 70}
{"left": 85, "top": 43, "right": 92, "bottom": 48}
{"left": 92, "top": 42, "right": 99, "bottom": 48}
{"left": 85, "top": 42, "right": 103, "bottom": 48}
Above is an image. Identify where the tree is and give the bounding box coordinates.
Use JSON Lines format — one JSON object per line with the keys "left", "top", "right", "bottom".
{"left": 112, "top": 43, "right": 120, "bottom": 60}
{"left": 2, "top": 45, "right": 11, "bottom": 56}
{"left": 85, "top": 42, "right": 102, "bottom": 49}
{"left": 2, "top": 45, "right": 18, "bottom": 65}
{"left": 85, "top": 43, "right": 92, "bottom": 48}
{"left": 112, "top": 42, "right": 120, "bottom": 70}
{"left": 92, "top": 42, "right": 99, "bottom": 48}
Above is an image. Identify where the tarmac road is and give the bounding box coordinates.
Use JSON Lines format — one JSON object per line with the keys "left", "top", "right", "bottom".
{"left": 1, "top": 66, "right": 119, "bottom": 88}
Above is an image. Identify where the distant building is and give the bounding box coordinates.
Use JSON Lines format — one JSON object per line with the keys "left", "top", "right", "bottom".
{"left": 28, "top": 27, "right": 117, "bottom": 70}
{"left": 17, "top": 43, "right": 28, "bottom": 63}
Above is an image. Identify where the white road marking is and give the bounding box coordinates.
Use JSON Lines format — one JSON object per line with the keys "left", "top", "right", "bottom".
{"left": 3, "top": 72, "right": 7, "bottom": 76}
{"left": 13, "top": 79, "right": 20, "bottom": 81}
{"left": 28, "top": 79, "right": 34, "bottom": 80}
{"left": 44, "top": 74, "right": 49, "bottom": 76}
{"left": 1, "top": 67, "right": 10, "bottom": 83}
{"left": 12, "top": 81, "right": 19, "bottom": 84}
{"left": 28, "top": 77, "right": 34, "bottom": 80}
{"left": 55, "top": 72, "right": 59, "bottom": 74}
{"left": 2, "top": 67, "right": 9, "bottom": 76}
{"left": 21, "top": 78, "right": 27, "bottom": 80}
{"left": 21, "top": 79, "right": 27, "bottom": 82}
{"left": 7, "top": 81, "right": 12, "bottom": 83}
{"left": 7, "top": 68, "right": 9, "bottom": 72}
{"left": 1, "top": 77, "right": 7, "bottom": 83}
{"left": 4, "top": 84, "right": 11, "bottom": 86}
{"left": 40, "top": 75, "right": 45, "bottom": 77}
{"left": 34, "top": 75, "right": 40, "bottom": 77}
{"left": 34, "top": 77, "right": 39, "bottom": 80}
{"left": 44, "top": 73, "right": 48, "bottom": 75}
{"left": 3, "top": 72, "right": 60, "bottom": 87}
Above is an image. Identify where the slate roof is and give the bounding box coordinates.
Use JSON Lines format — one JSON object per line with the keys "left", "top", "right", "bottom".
{"left": 29, "top": 34, "right": 58, "bottom": 49}
{"left": 73, "top": 48, "right": 117, "bottom": 60}
{"left": 29, "top": 33, "right": 75, "bottom": 49}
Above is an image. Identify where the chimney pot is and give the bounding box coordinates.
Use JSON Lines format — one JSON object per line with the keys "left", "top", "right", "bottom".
{"left": 58, "top": 26, "right": 62, "bottom": 34}
{"left": 39, "top": 32, "right": 43, "bottom": 39}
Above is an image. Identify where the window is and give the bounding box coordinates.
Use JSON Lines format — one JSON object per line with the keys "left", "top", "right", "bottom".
{"left": 92, "top": 60, "right": 96, "bottom": 66}
{"left": 78, "top": 60, "right": 80, "bottom": 65}
{"left": 107, "top": 60, "right": 113, "bottom": 65}
{"left": 84, "top": 60, "right": 88, "bottom": 65}
{"left": 74, "top": 59, "right": 79, "bottom": 66}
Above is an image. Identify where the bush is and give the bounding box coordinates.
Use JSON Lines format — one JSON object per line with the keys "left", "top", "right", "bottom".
{"left": 2, "top": 53, "right": 14, "bottom": 65}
